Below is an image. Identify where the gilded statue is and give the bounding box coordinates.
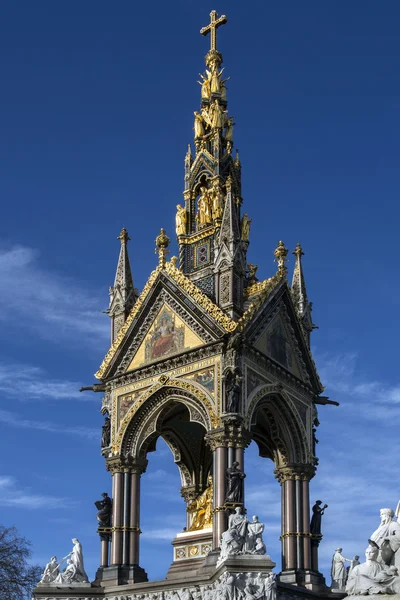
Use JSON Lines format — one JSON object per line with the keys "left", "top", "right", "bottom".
{"left": 241, "top": 213, "right": 252, "bottom": 242}
{"left": 187, "top": 475, "right": 213, "bottom": 531}
{"left": 211, "top": 181, "right": 223, "bottom": 219}
{"left": 210, "top": 99, "right": 225, "bottom": 129}
{"left": 196, "top": 187, "right": 213, "bottom": 227}
{"left": 193, "top": 111, "right": 205, "bottom": 139}
{"left": 198, "top": 72, "right": 211, "bottom": 99}
{"left": 175, "top": 205, "right": 187, "bottom": 236}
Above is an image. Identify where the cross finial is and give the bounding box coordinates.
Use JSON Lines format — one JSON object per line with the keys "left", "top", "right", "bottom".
{"left": 200, "top": 10, "right": 228, "bottom": 52}
{"left": 117, "top": 228, "right": 130, "bottom": 245}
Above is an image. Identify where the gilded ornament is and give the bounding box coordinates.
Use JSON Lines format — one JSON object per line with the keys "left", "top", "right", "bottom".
{"left": 274, "top": 240, "right": 288, "bottom": 278}
{"left": 196, "top": 187, "right": 213, "bottom": 228}
{"left": 187, "top": 475, "right": 213, "bottom": 531}
{"left": 193, "top": 111, "right": 205, "bottom": 139}
{"left": 200, "top": 10, "right": 228, "bottom": 54}
{"left": 175, "top": 205, "right": 187, "bottom": 236}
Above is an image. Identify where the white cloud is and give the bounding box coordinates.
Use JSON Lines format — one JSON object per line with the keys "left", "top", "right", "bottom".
{"left": 0, "top": 476, "right": 75, "bottom": 510}
{"left": 0, "top": 245, "right": 108, "bottom": 344}
{"left": 0, "top": 409, "right": 98, "bottom": 440}
{"left": 142, "top": 528, "right": 182, "bottom": 542}
{"left": 317, "top": 352, "right": 400, "bottom": 414}
{"left": 0, "top": 361, "right": 85, "bottom": 400}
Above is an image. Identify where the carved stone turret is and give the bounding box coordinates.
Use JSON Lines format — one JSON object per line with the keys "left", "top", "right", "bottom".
{"left": 107, "top": 228, "right": 138, "bottom": 343}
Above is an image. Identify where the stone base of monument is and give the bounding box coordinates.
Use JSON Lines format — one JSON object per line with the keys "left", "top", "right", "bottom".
{"left": 93, "top": 564, "right": 148, "bottom": 586}
{"left": 215, "top": 552, "right": 276, "bottom": 573}
{"left": 277, "top": 568, "right": 328, "bottom": 592}
{"left": 166, "top": 527, "right": 213, "bottom": 579}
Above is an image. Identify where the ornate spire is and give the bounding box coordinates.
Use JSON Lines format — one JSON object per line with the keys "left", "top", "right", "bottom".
{"left": 274, "top": 241, "right": 288, "bottom": 278}
{"left": 108, "top": 228, "right": 137, "bottom": 343}
{"left": 291, "top": 243, "right": 316, "bottom": 346}
{"left": 177, "top": 11, "right": 246, "bottom": 313}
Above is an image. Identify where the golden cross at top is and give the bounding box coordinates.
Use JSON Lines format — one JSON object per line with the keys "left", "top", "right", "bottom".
{"left": 200, "top": 10, "right": 228, "bottom": 53}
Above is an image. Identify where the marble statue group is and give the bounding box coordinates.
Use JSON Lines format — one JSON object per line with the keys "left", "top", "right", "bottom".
{"left": 39, "top": 538, "right": 89, "bottom": 586}
{"left": 219, "top": 507, "right": 267, "bottom": 563}
{"left": 329, "top": 504, "right": 400, "bottom": 595}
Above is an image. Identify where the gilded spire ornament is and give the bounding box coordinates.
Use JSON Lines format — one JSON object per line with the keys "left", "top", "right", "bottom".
{"left": 117, "top": 227, "right": 130, "bottom": 245}
{"left": 155, "top": 228, "right": 170, "bottom": 268}
{"left": 274, "top": 240, "right": 288, "bottom": 278}
{"left": 200, "top": 10, "right": 227, "bottom": 53}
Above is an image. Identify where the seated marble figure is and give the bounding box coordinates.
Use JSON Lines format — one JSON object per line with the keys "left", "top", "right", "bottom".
{"left": 346, "top": 544, "right": 400, "bottom": 595}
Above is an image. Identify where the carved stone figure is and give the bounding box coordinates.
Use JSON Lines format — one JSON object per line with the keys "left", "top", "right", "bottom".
{"left": 241, "top": 214, "right": 252, "bottom": 242}
{"left": 370, "top": 507, "right": 400, "bottom": 569}
{"left": 54, "top": 559, "right": 77, "bottom": 584}
{"left": 331, "top": 548, "right": 351, "bottom": 590}
{"left": 64, "top": 538, "right": 89, "bottom": 583}
{"left": 101, "top": 415, "right": 111, "bottom": 448}
{"left": 40, "top": 556, "right": 61, "bottom": 583}
{"left": 225, "top": 372, "right": 241, "bottom": 413}
{"left": 310, "top": 500, "right": 328, "bottom": 535}
{"left": 220, "top": 528, "right": 242, "bottom": 562}
{"left": 225, "top": 116, "right": 234, "bottom": 153}
{"left": 257, "top": 572, "right": 277, "bottom": 600}
{"left": 187, "top": 475, "right": 213, "bottom": 531}
{"left": 228, "top": 506, "right": 248, "bottom": 541}
{"left": 193, "top": 111, "right": 205, "bottom": 139}
{"left": 346, "top": 543, "right": 400, "bottom": 595}
{"left": 346, "top": 555, "right": 360, "bottom": 581}
{"left": 95, "top": 492, "right": 112, "bottom": 528}
{"left": 220, "top": 77, "right": 229, "bottom": 102}
{"left": 176, "top": 204, "right": 187, "bottom": 236}
{"left": 245, "top": 516, "right": 265, "bottom": 554}
{"left": 225, "top": 462, "right": 245, "bottom": 504}
{"left": 196, "top": 187, "right": 212, "bottom": 227}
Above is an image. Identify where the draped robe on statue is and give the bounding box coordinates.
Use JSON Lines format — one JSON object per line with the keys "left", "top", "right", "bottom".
{"left": 371, "top": 518, "right": 400, "bottom": 568}
{"left": 70, "top": 540, "right": 89, "bottom": 583}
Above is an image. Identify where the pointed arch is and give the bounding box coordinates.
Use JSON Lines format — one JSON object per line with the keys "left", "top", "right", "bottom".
{"left": 246, "top": 384, "right": 310, "bottom": 468}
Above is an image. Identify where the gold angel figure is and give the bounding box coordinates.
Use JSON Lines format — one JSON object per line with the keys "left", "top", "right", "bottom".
{"left": 241, "top": 213, "right": 252, "bottom": 242}
{"left": 198, "top": 72, "right": 211, "bottom": 99}
{"left": 187, "top": 476, "right": 213, "bottom": 531}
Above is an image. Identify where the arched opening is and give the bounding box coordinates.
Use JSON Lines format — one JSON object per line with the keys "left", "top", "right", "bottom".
{"left": 119, "top": 390, "right": 214, "bottom": 580}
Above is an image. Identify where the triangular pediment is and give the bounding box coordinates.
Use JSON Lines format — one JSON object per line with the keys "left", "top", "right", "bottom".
{"left": 253, "top": 312, "right": 304, "bottom": 380}
{"left": 95, "top": 262, "right": 237, "bottom": 380}
{"left": 242, "top": 279, "right": 323, "bottom": 393}
{"left": 127, "top": 303, "right": 204, "bottom": 371}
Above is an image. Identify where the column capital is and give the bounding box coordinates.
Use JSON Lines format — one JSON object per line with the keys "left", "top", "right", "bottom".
{"left": 274, "top": 463, "right": 316, "bottom": 484}
{"left": 205, "top": 418, "right": 251, "bottom": 451}
{"left": 106, "top": 456, "right": 148, "bottom": 475}
{"left": 180, "top": 484, "right": 199, "bottom": 504}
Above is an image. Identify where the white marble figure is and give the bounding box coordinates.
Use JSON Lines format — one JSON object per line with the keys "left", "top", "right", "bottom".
{"left": 40, "top": 556, "right": 61, "bottom": 583}
{"left": 346, "top": 543, "right": 400, "bottom": 595}
{"left": 331, "top": 548, "right": 351, "bottom": 590}
{"left": 245, "top": 516, "right": 265, "bottom": 554}
{"left": 346, "top": 555, "right": 361, "bottom": 581}
{"left": 370, "top": 506, "right": 400, "bottom": 570}
{"left": 54, "top": 538, "right": 89, "bottom": 584}
{"left": 55, "top": 559, "right": 77, "bottom": 584}
{"left": 258, "top": 572, "right": 277, "bottom": 600}
{"left": 219, "top": 509, "right": 267, "bottom": 563}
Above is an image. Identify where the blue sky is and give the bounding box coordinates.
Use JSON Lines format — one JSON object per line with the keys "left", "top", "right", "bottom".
{"left": 1, "top": 0, "right": 399, "bottom": 584}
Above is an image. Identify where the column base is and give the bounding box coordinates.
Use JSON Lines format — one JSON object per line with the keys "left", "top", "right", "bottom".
{"left": 277, "top": 568, "right": 328, "bottom": 591}
{"left": 94, "top": 564, "right": 148, "bottom": 587}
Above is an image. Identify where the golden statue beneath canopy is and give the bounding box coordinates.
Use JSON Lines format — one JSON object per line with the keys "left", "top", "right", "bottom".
{"left": 187, "top": 476, "right": 213, "bottom": 531}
